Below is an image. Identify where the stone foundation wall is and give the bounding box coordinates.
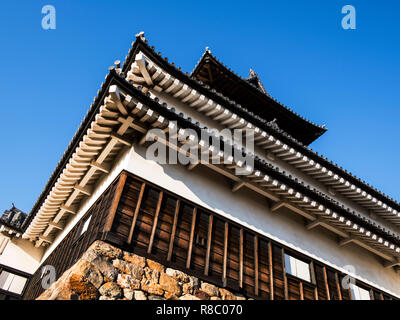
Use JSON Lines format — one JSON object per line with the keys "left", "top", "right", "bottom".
{"left": 36, "top": 241, "right": 247, "bottom": 300}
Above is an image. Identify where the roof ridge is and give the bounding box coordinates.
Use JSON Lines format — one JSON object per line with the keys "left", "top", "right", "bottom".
{"left": 247, "top": 68, "right": 267, "bottom": 94}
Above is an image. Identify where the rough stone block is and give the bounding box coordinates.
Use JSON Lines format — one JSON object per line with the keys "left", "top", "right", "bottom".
{"left": 201, "top": 282, "right": 219, "bottom": 297}
{"left": 99, "top": 282, "right": 122, "bottom": 299}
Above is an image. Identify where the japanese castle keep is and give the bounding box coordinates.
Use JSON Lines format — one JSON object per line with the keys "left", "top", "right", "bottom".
{"left": 1, "top": 32, "right": 400, "bottom": 300}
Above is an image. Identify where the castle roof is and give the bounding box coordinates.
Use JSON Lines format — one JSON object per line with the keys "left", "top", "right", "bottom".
{"left": 191, "top": 49, "right": 326, "bottom": 145}
{"left": 1, "top": 204, "right": 27, "bottom": 231}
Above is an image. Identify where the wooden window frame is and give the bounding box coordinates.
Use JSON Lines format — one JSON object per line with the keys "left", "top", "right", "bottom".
{"left": 0, "top": 264, "right": 31, "bottom": 299}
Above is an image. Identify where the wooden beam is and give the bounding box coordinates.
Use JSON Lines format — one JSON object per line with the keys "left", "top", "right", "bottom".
{"left": 147, "top": 191, "right": 164, "bottom": 254}
{"left": 279, "top": 201, "right": 315, "bottom": 220}
{"left": 136, "top": 55, "right": 153, "bottom": 86}
{"left": 282, "top": 248, "right": 288, "bottom": 299}
{"left": 109, "top": 85, "right": 128, "bottom": 115}
{"left": 268, "top": 241, "right": 274, "bottom": 300}
{"left": 187, "top": 161, "right": 199, "bottom": 171}
{"left": 318, "top": 222, "right": 350, "bottom": 239}
{"left": 335, "top": 272, "right": 342, "bottom": 300}
{"left": 90, "top": 160, "right": 110, "bottom": 174}
{"left": 204, "top": 214, "right": 213, "bottom": 276}
{"left": 384, "top": 258, "right": 400, "bottom": 269}
{"left": 314, "top": 286, "right": 319, "bottom": 300}
{"left": 322, "top": 266, "right": 331, "bottom": 300}
{"left": 271, "top": 201, "right": 285, "bottom": 212}
{"left": 254, "top": 235, "right": 259, "bottom": 296}
{"left": 126, "top": 72, "right": 146, "bottom": 84}
{"left": 299, "top": 281, "right": 304, "bottom": 300}
{"left": 39, "top": 235, "right": 52, "bottom": 244}
{"left": 127, "top": 183, "right": 146, "bottom": 244}
{"left": 222, "top": 222, "right": 228, "bottom": 287}
{"left": 369, "top": 289, "right": 374, "bottom": 300}
{"left": 239, "top": 228, "right": 244, "bottom": 289}
{"left": 310, "top": 261, "right": 317, "bottom": 285}
{"left": 96, "top": 139, "right": 118, "bottom": 164}
{"left": 103, "top": 173, "right": 127, "bottom": 232}
{"left": 117, "top": 116, "right": 147, "bottom": 134}
{"left": 167, "top": 199, "right": 180, "bottom": 262}
{"left": 351, "top": 238, "right": 394, "bottom": 261}
{"left": 139, "top": 133, "right": 149, "bottom": 146}
{"left": 306, "top": 219, "right": 323, "bottom": 230}
{"left": 186, "top": 207, "right": 197, "bottom": 269}
{"left": 110, "top": 132, "right": 132, "bottom": 146}
{"left": 339, "top": 237, "right": 355, "bottom": 247}
{"left": 309, "top": 261, "right": 318, "bottom": 300}
{"left": 34, "top": 239, "right": 43, "bottom": 248}
{"left": 242, "top": 180, "right": 280, "bottom": 202}
{"left": 232, "top": 181, "right": 245, "bottom": 193}
{"left": 73, "top": 184, "right": 92, "bottom": 196}
{"left": 60, "top": 205, "right": 76, "bottom": 214}
{"left": 49, "top": 221, "right": 63, "bottom": 230}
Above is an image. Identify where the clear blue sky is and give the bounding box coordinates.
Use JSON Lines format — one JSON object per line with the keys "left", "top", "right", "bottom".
{"left": 0, "top": 0, "right": 399, "bottom": 214}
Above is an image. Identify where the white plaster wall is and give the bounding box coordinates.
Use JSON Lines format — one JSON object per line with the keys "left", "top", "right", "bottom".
{"left": 0, "top": 236, "right": 43, "bottom": 274}
{"left": 124, "top": 144, "right": 400, "bottom": 297}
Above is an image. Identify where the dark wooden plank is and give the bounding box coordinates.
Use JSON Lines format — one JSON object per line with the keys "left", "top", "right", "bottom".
{"left": 222, "top": 222, "right": 229, "bottom": 287}
{"left": 314, "top": 287, "right": 318, "bottom": 300}
{"left": 103, "top": 173, "right": 127, "bottom": 232}
{"left": 186, "top": 207, "right": 197, "bottom": 269}
{"left": 167, "top": 199, "right": 180, "bottom": 262}
{"left": 369, "top": 289, "right": 374, "bottom": 300}
{"left": 282, "top": 248, "right": 288, "bottom": 300}
{"left": 299, "top": 281, "right": 304, "bottom": 300}
{"left": 268, "top": 241, "right": 274, "bottom": 300}
{"left": 347, "top": 281, "right": 354, "bottom": 300}
{"left": 309, "top": 261, "right": 316, "bottom": 284}
{"left": 147, "top": 191, "right": 164, "bottom": 254}
{"left": 204, "top": 214, "right": 213, "bottom": 276}
{"left": 254, "top": 235, "right": 259, "bottom": 296}
{"left": 335, "top": 272, "right": 342, "bottom": 300}
{"left": 308, "top": 261, "right": 317, "bottom": 300}
{"left": 239, "top": 228, "right": 244, "bottom": 288}
{"left": 322, "top": 266, "right": 331, "bottom": 300}
{"left": 127, "top": 182, "right": 146, "bottom": 244}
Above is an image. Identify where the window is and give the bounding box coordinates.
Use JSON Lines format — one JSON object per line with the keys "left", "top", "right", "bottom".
{"left": 80, "top": 215, "right": 92, "bottom": 236}
{"left": 350, "top": 283, "right": 371, "bottom": 300}
{"left": 284, "top": 253, "right": 311, "bottom": 282}
{"left": 0, "top": 270, "right": 28, "bottom": 295}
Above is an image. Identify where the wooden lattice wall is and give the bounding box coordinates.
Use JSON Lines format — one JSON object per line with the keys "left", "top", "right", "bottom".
{"left": 24, "top": 171, "right": 397, "bottom": 300}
